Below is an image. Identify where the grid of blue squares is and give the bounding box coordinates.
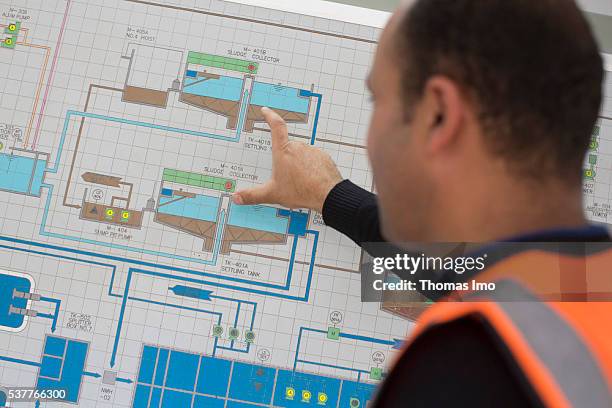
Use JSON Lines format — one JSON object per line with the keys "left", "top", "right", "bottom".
{"left": 133, "top": 345, "right": 376, "bottom": 407}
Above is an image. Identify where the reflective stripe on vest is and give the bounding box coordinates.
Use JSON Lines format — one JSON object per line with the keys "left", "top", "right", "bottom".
{"left": 405, "top": 280, "right": 611, "bottom": 408}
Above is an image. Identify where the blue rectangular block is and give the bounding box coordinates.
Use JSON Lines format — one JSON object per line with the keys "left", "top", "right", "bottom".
{"left": 165, "top": 351, "right": 199, "bottom": 391}
{"left": 186, "top": 70, "right": 197, "bottom": 78}
{"left": 196, "top": 356, "right": 231, "bottom": 396}
{"left": 43, "top": 336, "right": 66, "bottom": 357}
{"left": 193, "top": 395, "right": 225, "bottom": 408}
{"left": 133, "top": 384, "right": 151, "bottom": 408}
{"left": 228, "top": 362, "right": 276, "bottom": 405}
{"left": 138, "top": 346, "right": 158, "bottom": 384}
{"left": 277, "top": 209, "right": 309, "bottom": 236}
{"left": 61, "top": 340, "right": 87, "bottom": 401}
{"left": 160, "top": 188, "right": 173, "bottom": 197}
{"left": 226, "top": 402, "right": 264, "bottom": 408}
{"left": 161, "top": 389, "right": 192, "bottom": 407}
{"left": 288, "top": 211, "right": 309, "bottom": 236}
{"left": 154, "top": 348, "right": 168, "bottom": 386}
{"left": 149, "top": 387, "right": 162, "bottom": 408}
{"left": 39, "top": 356, "right": 62, "bottom": 379}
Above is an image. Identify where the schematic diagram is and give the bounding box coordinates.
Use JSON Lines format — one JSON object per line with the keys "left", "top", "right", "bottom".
{"left": 1, "top": 0, "right": 611, "bottom": 407}
{"left": 0, "top": 1, "right": 409, "bottom": 407}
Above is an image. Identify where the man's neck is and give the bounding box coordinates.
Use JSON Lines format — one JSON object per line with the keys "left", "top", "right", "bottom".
{"left": 427, "top": 178, "right": 587, "bottom": 242}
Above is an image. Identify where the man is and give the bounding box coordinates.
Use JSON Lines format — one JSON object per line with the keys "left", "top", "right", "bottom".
{"left": 234, "top": 0, "right": 611, "bottom": 406}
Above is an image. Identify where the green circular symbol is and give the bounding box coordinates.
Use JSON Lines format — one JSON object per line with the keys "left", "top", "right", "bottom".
{"left": 212, "top": 325, "right": 223, "bottom": 336}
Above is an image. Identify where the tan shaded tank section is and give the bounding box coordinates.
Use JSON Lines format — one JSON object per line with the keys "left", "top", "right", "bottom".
{"left": 122, "top": 85, "right": 169, "bottom": 108}
{"left": 80, "top": 201, "right": 144, "bottom": 228}
{"left": 243, "top": 106, "right": 308, "bottom": 132}
{"left": 179, "top": 93, "right": 242, "bottom": 129}
{"left": 221, "top": 225, "right": 287, "bottom": 254}
{"left": 154, "top": 212, "right": 217, "bottom": 252}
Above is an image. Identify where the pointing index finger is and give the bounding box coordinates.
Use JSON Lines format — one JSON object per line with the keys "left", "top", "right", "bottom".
{"left": 261, "top": 107, "right": 289, "bottom": 152}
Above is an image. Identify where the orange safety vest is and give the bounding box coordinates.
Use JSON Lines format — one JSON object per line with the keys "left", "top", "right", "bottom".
{"left": 394, "top": 248, "right": 612, "bottom": 408}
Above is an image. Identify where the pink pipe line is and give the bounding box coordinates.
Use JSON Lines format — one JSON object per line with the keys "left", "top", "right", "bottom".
{"left": 31, "top": 0, "right": 71, "bottom": 150}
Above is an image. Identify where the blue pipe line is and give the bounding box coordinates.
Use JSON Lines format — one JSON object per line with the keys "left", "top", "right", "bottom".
{"left": 296, "top": 359, "right": 369, "bottom": 374}
{"left": 339, "top": 332, "right": 395, "bottom": 346}
{"left": 0, "top": 228, "right": 317, "bottom": 298}
{"left": 212, "top": 333, "right": 219, "bottom": 358}
{"left": 211, "top": 296, "right": 257, "bottom": 354}
{"left": 229, "top": 302, "right": 241, "bottom": 349}
{"left": 285, "top": 234, "right": 299, "bottom": 285}
{"left": 110, "top": 268, "right": 133, "bottom": 368}
{"left": 39, "top": 296, "right": 61, "bottom": 332}
{"left": 209, "top": 294, "right": 258, "bottom": 317}
{"left": 128, "top": 296, "right": 223, "bottom": 319}
{"left": 215, "top": 345, "right": 250, "bottom": 354}
{"left": 293, "top": 327, "right": 306, "bottom": 371}
{"left": 0, "top": 243, "right": 116, "bottom": 272}
{"left": 167, "top": 289, "right": 258, "bottom": 354}
{"left": 293, "top": 325, "right": 395, "bottom": 374}
{"left": 301, "top": 327, "right": 327, "bottom": 334}
{"left": 110, "top": 278, "right": 223, "bottom": 367}
{"left": 0, "top": 355, "right": 41, "bottom": 367}
{"left": 111, "top": 247, "right": 318, "bottom": 368}
{"left": 298, "top": 90, "right": 323, "bottom": 145}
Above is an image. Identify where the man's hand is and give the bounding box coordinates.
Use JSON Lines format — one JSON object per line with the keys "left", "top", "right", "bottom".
{"left": 232, "top": 107, "right": 343, "bottom": 213}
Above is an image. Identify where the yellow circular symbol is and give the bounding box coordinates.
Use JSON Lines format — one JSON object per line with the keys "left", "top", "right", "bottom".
{"left": 121, "top": 211, "right": 130, "bottom": 219}
{"left": 285, "top": 387, "right": 295, "bottom": 398}
{"left": 302, "top": 390, "right": 311, "bottom": 401}
{"left": 318, "top": 392, "right": 328, "bottom": 403}
{"left": 5, "top": 38, "right": 13, "bottom": 45}
{"left": 9, "top": 24, "right": 16, "bottom": 31}
{"left": 106, "top": 209, "right": 114, "bottom": 217}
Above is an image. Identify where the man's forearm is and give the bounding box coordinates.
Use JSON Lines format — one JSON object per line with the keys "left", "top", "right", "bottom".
{"left": 322, "top": 180, "right": 386, "bottom": 245}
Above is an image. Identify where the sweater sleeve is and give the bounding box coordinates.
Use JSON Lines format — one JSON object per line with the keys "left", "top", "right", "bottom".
{"left": 321, "top": 179, "right": 386, "bottom": 245}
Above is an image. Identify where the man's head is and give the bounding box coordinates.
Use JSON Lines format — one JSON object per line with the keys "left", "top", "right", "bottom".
{"left": 366, "top": 0, "right": 604, "bottom": 242}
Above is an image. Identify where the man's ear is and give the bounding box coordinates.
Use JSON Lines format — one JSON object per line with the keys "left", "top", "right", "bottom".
{"left": 423, "top": 76, "right": 465, "bottom": 154}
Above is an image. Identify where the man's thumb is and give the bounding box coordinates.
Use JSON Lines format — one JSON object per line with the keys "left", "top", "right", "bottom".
{"left": 232, "top": 183, "right": 274, "bottom": 205}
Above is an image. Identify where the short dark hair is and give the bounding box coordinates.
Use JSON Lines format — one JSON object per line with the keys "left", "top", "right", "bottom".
{"left": 397, "top": 0, "right": 604, "bottom": 181}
